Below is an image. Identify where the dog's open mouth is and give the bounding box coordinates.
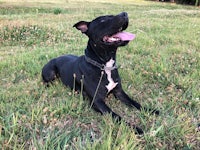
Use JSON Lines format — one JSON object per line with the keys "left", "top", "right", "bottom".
{"left": 103, "top": 31, "right": 136, "bottom": 43}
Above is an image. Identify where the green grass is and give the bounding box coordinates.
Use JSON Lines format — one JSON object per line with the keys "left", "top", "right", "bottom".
{"left": 0, "top": 0, "right": 200, "bottom": 149}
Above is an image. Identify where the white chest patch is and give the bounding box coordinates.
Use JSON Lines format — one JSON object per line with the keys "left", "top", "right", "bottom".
{"left": 105, "top": 59, "right": 118, "bottom": 93}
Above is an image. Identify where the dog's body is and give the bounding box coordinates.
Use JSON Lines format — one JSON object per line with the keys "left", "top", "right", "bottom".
{"left": 42, "top": 12, "right": 158, "bottom": 134}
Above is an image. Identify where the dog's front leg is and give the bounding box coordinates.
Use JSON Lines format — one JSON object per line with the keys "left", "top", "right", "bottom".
{"left": 92, "top": 99, "right": 122, "bottom": 121}
{"left": 113, "top": 84, "right": 159, "bottom": 115}
{"left": 113, "top": 84, "right": 142, "bottom": 110}
{"left": 92, "top": 98, "right": 143, "bottom": 134}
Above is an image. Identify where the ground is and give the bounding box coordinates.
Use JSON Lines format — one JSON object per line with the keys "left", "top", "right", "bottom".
{"left": 0, "top": 0, "right": 200, "bottom": 149}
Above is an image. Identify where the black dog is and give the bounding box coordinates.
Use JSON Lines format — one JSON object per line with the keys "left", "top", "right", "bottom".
{"left": 42, "top": 12, "right": 159, "bottom": 134}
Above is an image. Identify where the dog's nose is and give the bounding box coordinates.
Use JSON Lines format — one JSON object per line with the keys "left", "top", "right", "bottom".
{"left": 119, "top": 12, "right": 128, "bottom": 18}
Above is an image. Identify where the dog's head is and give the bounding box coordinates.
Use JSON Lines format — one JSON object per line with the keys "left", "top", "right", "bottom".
{"left": 73, "top": 12, "right": 135, "bottom": 49}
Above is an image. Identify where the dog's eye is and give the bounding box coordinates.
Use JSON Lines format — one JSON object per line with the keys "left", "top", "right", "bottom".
{"left": 100, "top": 20, "right": 105, "bottom": 23}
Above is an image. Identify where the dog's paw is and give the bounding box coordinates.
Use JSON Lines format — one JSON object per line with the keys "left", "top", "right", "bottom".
{"left": 135, "top": 126, "right": 144, "bottom": 135}
{"left": 127, "top": 122, "right": 144, "bottom": 135}
{"left": 143, "top": 107, "right": 160, "bottom": 116}
{"left": 152, "top": 109, "right": 160, "bottom": 115}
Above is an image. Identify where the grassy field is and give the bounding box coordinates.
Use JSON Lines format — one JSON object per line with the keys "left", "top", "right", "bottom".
{"left": 0, "top": 0, "right": 200, "bottom": 149}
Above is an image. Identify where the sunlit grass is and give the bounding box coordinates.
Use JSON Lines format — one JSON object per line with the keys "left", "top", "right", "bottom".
{"left": 0, "top": 0, "right": 200, "bottom": 149}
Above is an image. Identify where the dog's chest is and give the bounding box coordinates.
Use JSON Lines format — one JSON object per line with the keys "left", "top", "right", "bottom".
{"left": 105, "top": 59, "right": 118, "bottom": 92}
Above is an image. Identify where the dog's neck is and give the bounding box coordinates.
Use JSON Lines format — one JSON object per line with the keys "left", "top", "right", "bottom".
{"left": 85, "top": 40, "right": 117, "bottom": 64}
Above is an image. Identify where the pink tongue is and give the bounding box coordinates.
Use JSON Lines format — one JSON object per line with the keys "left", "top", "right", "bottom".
{"left": 114, "top": 32, "right": 136, "bottom": 41}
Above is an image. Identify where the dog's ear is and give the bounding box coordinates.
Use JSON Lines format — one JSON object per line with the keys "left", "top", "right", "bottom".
{"left": 73, "top": 21, "right": 90, "bottom": 34}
